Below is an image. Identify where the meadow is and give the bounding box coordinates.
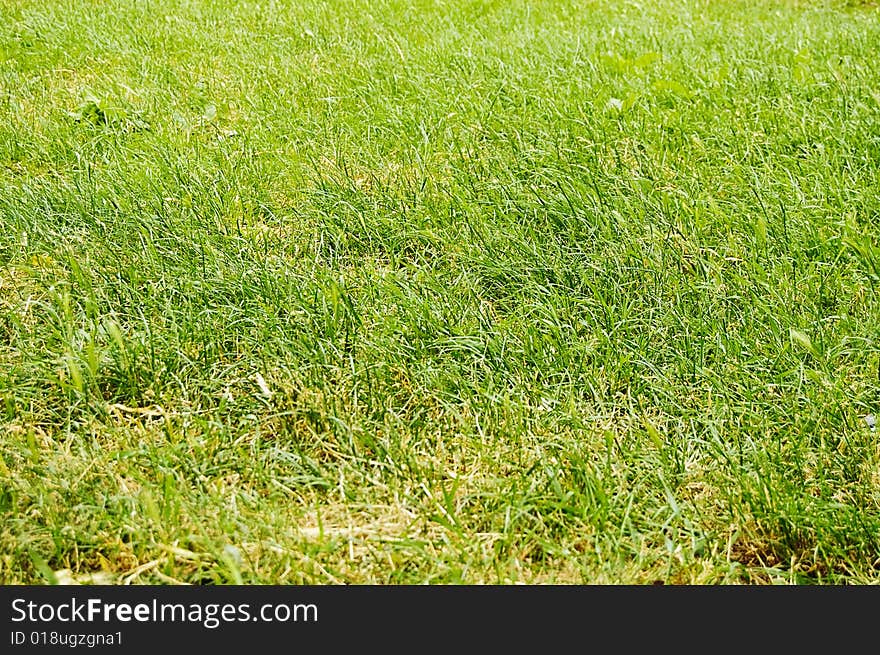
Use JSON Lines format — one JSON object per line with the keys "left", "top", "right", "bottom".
{"left": 2, "top": 0, "right": 880, "bottom": 584}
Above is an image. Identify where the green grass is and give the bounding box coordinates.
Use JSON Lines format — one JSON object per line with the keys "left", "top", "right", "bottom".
{"left": 2, "top": 0, "right": 880, "bottom": 584}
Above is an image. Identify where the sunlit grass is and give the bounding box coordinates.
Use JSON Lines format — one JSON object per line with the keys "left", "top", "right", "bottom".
{"left": 2, "top": 0, "right": 880, "bottom": 584}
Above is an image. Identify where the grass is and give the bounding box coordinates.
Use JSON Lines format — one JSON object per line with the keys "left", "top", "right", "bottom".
{"left": 1, "top": 0, "right": 880, "bottom": 584}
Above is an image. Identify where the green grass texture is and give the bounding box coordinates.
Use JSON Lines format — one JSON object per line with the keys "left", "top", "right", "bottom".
{"left": 2, "top": 0, "right": 880, "bottom": 584}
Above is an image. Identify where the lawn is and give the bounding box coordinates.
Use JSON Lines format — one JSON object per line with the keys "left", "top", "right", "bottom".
{"left": 2, "top": 0, "right": 880, "bottom": 584}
